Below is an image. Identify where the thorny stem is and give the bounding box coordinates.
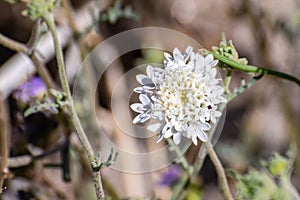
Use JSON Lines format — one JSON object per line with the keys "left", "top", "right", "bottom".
{"left": 43, "top": 14, "right": 105, "bottom": 200}
{"left": 205, "top": 141, "right": 234, "bottom": 200}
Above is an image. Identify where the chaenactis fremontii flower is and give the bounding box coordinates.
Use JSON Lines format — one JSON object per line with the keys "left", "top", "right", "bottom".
{"left": 130, "top": 46, "right": 226, "bottom": 145}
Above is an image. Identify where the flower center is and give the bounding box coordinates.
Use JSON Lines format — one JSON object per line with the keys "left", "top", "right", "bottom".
{"left": 155, "top": 69, "right": 211, "bottom": 125}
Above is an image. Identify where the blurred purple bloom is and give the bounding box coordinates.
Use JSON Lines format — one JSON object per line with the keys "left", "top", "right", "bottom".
{"left": 158, "top": 165, "right": 181, "bottom": 187}
{"left": 14, "top": 76, "right": 47, "bottom": 103}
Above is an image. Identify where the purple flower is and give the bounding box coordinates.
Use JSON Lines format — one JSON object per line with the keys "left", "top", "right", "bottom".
{"left": 158, "top": 165, "right": 181, "bottom": 187}
{"left": 14, "top": 76, "right": 47, "bottom": 104}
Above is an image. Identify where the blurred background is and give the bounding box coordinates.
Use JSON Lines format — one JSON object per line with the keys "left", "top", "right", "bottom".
{"left": 0, "top": 0, "right": 300, "bottom": 199}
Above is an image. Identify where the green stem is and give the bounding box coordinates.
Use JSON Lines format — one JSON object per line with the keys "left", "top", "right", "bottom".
{"left": 43, "top": 14, "right": 105, "bottom": 200}
{"left": 210, "top": 51, "right": 300, "bottom": 86}
{"left": 205, "top": 141, "right": 233, "bottom": 200}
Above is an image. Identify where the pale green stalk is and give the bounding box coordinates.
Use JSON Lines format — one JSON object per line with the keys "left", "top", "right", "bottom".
{"left": 43, "top": 14, "right": 105, "bottom": 200}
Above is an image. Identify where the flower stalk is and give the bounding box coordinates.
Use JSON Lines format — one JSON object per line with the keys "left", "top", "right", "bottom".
{"left": 205, "top": 141, "right": 234, "bottom": 200}
{"left": 43, "top": 13, "right": 105, "bottom": 200}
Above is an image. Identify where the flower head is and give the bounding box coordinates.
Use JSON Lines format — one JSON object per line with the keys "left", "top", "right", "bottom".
{"left": 14, "top": 76, "right": 47, "bottom": 104}
{"left": 131, "top": 46, "right": 226, "bottom": 145}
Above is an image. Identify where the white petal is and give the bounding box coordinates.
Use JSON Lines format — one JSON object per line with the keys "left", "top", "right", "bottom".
{"left": 132, "top": 113, "right": 150, "bottom": 124}
{"left": 174, "top": 53, "right": 184, "bottom": 62}
{"left": 147, "top": 123, "right": 162, "bottom": 132}
{"left": 211, "top": 116, "right": 217, "bottom": 124}
{"left": 197, "top": 129, "right": 208, "bottom": 142}
{"left": 209, "top": 59, "right": 218, "bottom": 67}
{"left": 214, "top": 110, "right": 222, "bottom": 118}
{"left": 173, "top": 132, "right": 182, "bottom": 145}
{"left": 139, "top": 94, "right": 151, "bottom": 105}
{"left": 210, "top": 68, "right": 217, "bottom": 78}
{"left": 173, "top": 47, "right": 181, "bottom": 57}
{"left": 201, "top": 122, "right": 211, "bottom": 131}
{"left": 164, "top": 52, "right": 173, "bottom": 62}
{"left": 156, "top": 133, "right": 164, "bottom": 143}
{"left": 155, "top": 67, "right": 165, "bottom": 73}
{"left": 204, "top": 54, "right": 213, "bottom": 64}
{"left": 146, "top": 65, "right": 154, "bottom": 78}
{"left": 139, "top": 113, "right": 151, "bottom": 123}
{"left": 162, "top": 124, "right": 169, "bottom": 134}
{"left": 136, "top": 74, "right": 154, "bottom": 86}
{"left": 183, "top": 46, "right": 192, "bottom": 62}
{"left": 132, "top": 114, "right": 142, "bottom": 124}
{"left": 164, "top": 128, "right": 173, "bottom": 138}
{"left": 192, "top": 135, "right": 198, "bottom": 145}
{"left": 195, "top": 53, "right": 204, "bottom": 69}
{"left": 130, "top": 103, "right": 145, "bottom": 113}
{"left": 186, "top": 126, "right": 193, "bottom": 138}
{"left": 143, "top": 85, "right": 155, "bottom": 90}
{"left": 133, "top": 87, "right": 145, "bottom": 93}
{"left": 174, "top": 122, "right": 182, "bottom": 131}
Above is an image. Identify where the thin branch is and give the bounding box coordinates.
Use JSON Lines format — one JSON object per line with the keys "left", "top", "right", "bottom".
{"left": 7, "top": 142, "right": 66, "bottom": 168}
{"left": 205, "top": 141, "right": 234, "bottom": 200}
{"left": 27, "top": 19, "right": 42, "bottom": 51}
{"left": 43, "top": 13, "right": 105, "bottom": 200}
{"left": 0, "top": 33, "right": 29, "bottom": 53}
{"left": 30, "top": 53, "right": 57, "bottom": 89}
{"left": 62, "top": 0, "right": 79, "bottom": 34}
{"left": 0, "top": 100, "right": 10, "bottom": 193}
{"left": 0, "top": 32, "right": 56, "bottom": 89}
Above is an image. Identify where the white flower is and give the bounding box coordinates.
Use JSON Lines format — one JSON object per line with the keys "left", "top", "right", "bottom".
{"left": 131, "top": 46, "right": 226, "bottom": 145}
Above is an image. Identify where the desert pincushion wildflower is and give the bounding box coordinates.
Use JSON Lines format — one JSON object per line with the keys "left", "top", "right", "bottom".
{"left": 131, "top": 46, "right": 226, "bottom": 145}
